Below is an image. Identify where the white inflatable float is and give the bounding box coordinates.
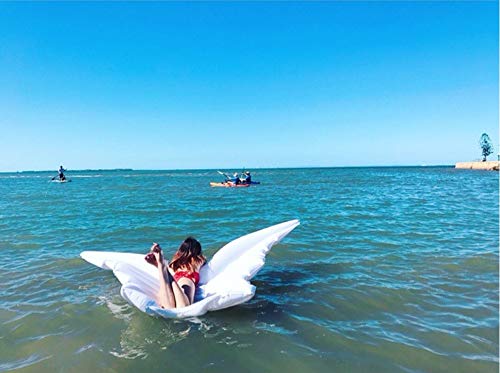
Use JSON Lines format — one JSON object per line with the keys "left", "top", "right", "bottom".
{"left": 81, "top": 219, "right": 299, "bottom": 318}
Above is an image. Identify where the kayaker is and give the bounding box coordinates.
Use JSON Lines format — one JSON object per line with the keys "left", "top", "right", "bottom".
{"left": 232, "top": 172, "right": 241, "bottom": 185}
{"left": 244, "top": 171, "right": 252, "bottom": 184}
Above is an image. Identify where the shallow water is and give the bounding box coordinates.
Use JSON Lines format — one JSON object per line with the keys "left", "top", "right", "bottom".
{"left": 0, "top": 167, "right": 498, "bottom": 372}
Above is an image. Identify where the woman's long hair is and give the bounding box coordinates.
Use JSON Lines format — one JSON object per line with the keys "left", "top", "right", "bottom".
{"left": 169, "top": 237, "right": 206, "bottom": 272}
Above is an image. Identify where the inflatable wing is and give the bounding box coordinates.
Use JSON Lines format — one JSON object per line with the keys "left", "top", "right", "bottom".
{"left": 80, "top": 219, "right": 300, "bottom": 319}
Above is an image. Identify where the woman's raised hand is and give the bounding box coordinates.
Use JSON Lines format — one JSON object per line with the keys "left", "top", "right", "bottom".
{"left": 152, "top": 246, "right": 164, "bottom": 268}
{"left": 150, "top": 242, "right": 162, "bottom": 253}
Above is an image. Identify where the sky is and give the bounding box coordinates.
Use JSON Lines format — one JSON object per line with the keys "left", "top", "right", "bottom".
{"left": 0, "top": 1, "right": 498, "bottom": 171}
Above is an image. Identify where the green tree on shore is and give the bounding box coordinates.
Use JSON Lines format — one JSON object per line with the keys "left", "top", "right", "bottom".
{"left": 479, "top": 133, "right": 493, "bottom": 161}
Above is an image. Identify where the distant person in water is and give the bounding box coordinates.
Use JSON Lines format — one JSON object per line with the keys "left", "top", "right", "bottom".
{"left": 145, "top": 237, "right": 206, "bottom": 309}
{"left": 244, "top": 171, "right": 252, "bottom": 184}
{"left": 58, "top": 165, "right": 66, "bottom": 181}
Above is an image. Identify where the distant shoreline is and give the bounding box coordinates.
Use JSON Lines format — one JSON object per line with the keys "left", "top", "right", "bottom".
{"left": 455, "top": 161, "right": 500, "bottom": 171}
{"left": 0, "top": 165, "right": 456, "bottom": 174}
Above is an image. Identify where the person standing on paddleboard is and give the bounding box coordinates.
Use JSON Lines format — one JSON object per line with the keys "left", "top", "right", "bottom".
{"left": 58, "top": 165, "right": 66, "bottom": 181}
{"left": 145, "top": 238, "right": 206, "bottom": 309}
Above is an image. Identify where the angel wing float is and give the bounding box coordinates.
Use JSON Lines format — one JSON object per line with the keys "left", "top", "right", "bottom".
{"left": 80, "top": 220, "right": 300, "bottom": 319}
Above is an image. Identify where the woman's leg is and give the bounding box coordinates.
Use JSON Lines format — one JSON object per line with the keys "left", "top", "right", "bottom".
{"left": 154, "top": 252, "right": 176, "bottom": 309}
{"left": 152, "top": 246, "right": 193, "bottom": 309}
{"left": 169, "top": 278, "right": 193, "bottom": 308}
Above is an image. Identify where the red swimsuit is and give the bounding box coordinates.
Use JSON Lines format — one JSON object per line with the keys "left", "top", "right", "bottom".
{"left": 173, "top": 271, "right": 200, "bottom": 286}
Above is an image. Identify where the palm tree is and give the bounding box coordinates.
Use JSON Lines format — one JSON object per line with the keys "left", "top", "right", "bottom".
{"left": 479, "top": 133, "right": 493, "bottom": 161}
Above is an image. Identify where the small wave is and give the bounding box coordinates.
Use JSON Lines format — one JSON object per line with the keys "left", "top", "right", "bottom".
{"left": 109, "top": 348, "right": 148, "bottom": 360}
{"left": 71, "top": 175, "right": 104, "bottom": 178}
{"left": 74, "top": 343, "right": 97, "bottom": 354}
{"left": 0, "top": 175, "right": 46, "bottom": 179}
{"left": 253, "top": 321, "right": 298, "bottom": 336}
{"left": 99, "top": 296, "right": 133, "bottom": 321}
{"left": 0, "top": 354, "right": 53, "bottom": 371}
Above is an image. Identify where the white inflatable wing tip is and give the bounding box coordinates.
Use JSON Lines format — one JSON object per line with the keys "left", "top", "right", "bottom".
{"left": 280, "top": 219, "right": 300, "bottom": 233}
{"left": 271, "top": 219, "right": 300, "bottom": 230}
{"left": 80, "top": 251, "right": 92, "bottom": 261}
{"left": 272, "top": 219, "right": 300, "bottom": 238}
{"left": 247, "top": 219, "right": 300, "bottom": 242}
{"left": 268, "top": 219, "right": 300, "bottom": 245}
{"left": 80, "top": 251, "right": 110, "bottom": 270}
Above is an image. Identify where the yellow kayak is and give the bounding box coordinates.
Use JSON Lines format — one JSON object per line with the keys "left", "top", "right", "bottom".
{"left": 210, "top": 182, "right": 250, "bottom": 188}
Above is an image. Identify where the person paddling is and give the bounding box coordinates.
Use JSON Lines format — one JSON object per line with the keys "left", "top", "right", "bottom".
{"left": 58, "top": 165, "right": 66, "bottom": 181}
{"left": 231, "top": 172, "right": 241, "bottom": 185}
{"left": 244, "top": 171, "right": 252, "bottom": 184}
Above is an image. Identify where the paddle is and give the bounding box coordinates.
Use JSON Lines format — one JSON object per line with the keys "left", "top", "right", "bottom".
{"left": 217, "top": 170, "right": 232, "bottom": 181}
{"left": 51, "top": 171, "right": 67, "bottom": 182}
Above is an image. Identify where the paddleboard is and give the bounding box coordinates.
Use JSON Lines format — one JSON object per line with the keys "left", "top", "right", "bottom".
{"left": 81, "top": 219, "right": 300, "bottom": 319}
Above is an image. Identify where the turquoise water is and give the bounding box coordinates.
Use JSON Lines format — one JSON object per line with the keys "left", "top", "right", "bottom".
{"left": 0, "top": 167, "right": 498, "bottom": 372}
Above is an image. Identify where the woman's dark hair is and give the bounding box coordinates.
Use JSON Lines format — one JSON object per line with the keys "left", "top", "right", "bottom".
{"left": 169, "top": 237, "right": 206, "bottom": 272}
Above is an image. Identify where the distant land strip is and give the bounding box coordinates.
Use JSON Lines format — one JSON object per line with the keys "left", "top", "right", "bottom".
{"left": 455, "top": 161, "right": 499, "bottom": 171}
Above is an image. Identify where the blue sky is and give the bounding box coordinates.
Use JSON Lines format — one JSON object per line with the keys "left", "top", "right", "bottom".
{"left": 0, "top": 1, "right": 498, "bottom": 171}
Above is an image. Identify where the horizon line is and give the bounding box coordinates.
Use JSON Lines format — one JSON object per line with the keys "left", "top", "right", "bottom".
{"left": 0, "top": 164, "right": 456, "bottom": 173}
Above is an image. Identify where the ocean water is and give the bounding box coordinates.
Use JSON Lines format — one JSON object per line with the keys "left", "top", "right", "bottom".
{"left": 0, "top": 167, "right": 498, "bottom": 373}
